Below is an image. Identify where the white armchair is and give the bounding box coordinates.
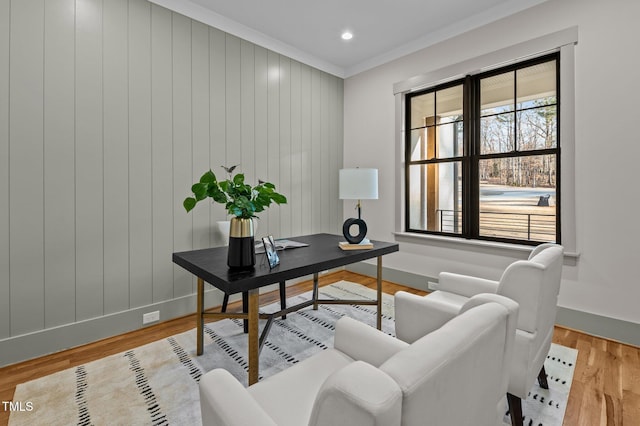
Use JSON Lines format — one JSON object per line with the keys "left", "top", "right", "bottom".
{"left": 199, "top": 296, "right": 518, "bottom": 426}
{"left": 395, "top": 243, "right": 564, "bottom": 426}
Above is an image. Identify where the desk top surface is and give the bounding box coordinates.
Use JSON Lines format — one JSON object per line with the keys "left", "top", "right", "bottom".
{"left": 172, "top": 233, "right": 399, "bottom": 294}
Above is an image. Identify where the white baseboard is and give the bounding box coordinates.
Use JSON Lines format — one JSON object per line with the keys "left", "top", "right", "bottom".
{"left": 0, "top": 277, "right": 317, "bottom": 368}
{"left": 0, "top": 290, "right": 217, "bottom": 367}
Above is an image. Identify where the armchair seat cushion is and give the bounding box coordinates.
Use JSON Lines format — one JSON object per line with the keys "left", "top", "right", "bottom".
{"left": 249, "top": 348, "right": 354, "bottom": 426}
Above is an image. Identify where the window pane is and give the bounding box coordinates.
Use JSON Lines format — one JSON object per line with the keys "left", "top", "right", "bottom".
{"left": 410, "top": 92, "right": 434, "bottom": 129}
{"left": 436, "top": 121, "right": 464, "bottom": 158}
{"left": 479, "top": 155, "right": 556, "bottom": 242}
{"left": 481, "top": 71, "right": 514, "bottom": 116}
{"left": 436, "top": 84, "right": 463, "bottom": 124}
{"left": 517, "top": 106, "right": 557, "bottom": 150}
{"left": 480, "top": 113, "right": 515, "bottom": 154}
{"left": 516, "top": 60, "right": 556, "bottom": 109}
{"left": 408, "top": 162, "right": 462, "bottom": 233}
{"left": 409, "top": 128, "right": 434, "bottom": 160}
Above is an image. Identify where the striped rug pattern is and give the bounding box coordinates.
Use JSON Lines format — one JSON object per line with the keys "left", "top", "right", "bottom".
{"left": 10, "top": 281, "right": 576, "bottom": 426}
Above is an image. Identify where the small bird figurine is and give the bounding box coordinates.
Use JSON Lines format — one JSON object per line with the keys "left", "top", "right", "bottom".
{"left": 221, "top": 164, "right": 239, "bottom": 177}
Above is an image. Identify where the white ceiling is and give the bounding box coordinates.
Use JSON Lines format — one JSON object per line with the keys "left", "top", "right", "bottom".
{"left": 149, "top": 0, "right": 548, "bottom": 78}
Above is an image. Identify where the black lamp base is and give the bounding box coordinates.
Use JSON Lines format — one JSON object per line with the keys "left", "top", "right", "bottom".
{"left": 342, "top": 218, "right": 368, "bottom": 244}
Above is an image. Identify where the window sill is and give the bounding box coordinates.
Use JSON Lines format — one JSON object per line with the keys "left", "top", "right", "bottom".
{"left": 392, "top": 231, "right": 580, "bottom": 260}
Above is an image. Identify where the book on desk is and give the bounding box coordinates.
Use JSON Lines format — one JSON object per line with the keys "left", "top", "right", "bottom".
{"left": 255, "top": 239, "right": 309, "bottom": 253}
{"left": 338, "top": 241, "right": 374, "bottom": 250}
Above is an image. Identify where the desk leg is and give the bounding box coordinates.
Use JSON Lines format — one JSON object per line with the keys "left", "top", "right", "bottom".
{"left": 242, "top": 291, "right": 249, "bottom": 333}
{"left": 312, "top": 272, "right": 319, "bottom": 310}
{"left": 279, "top": 281, "right": 287, "bottom": 319}
{"left": 377, "top": 256, "right": 382, "bottom": 330}
{"left": 197, "top": 277, "right": 205, "bottom": 356}
{"left": 247, "top": 288, "right": 259, "bottom": 386}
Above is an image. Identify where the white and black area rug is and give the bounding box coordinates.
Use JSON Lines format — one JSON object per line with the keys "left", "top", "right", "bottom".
{"left": 10, "top": 281, "right": 577, "bottom": 426}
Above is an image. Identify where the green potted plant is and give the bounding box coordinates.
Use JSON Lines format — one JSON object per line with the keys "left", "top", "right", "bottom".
{"left": 184, "top": 167, "right": 287, "bottom": 269}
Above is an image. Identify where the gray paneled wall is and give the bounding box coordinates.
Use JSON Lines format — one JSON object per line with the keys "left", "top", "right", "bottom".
{"left": 0, "top": 0, "right": 344, "bottom": 349}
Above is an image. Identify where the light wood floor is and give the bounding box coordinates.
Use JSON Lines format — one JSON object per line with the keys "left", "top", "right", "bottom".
{"left": 1, "top": 271, "right": 638, "bottom": 425}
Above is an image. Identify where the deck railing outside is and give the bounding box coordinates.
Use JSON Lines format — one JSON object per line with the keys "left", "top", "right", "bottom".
{"left": 437, "top": 209, "right": 556, "bottom": 242}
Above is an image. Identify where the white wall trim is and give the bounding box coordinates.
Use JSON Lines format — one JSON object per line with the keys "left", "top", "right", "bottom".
{"left": 393, "top": 26, "right": 578, "bottom": 95}
{"left": 0, "top": 290, "right": 206, "bottom": 367}
{"left": 393, "top": 231, "right": 580, "bottom": 260}
{"left": 147, "top": 0, "right": 345, "bottom": 77}
{"left": 559, "top": 43, "right": 577, "bottom": 255}
{"left": 394, "top": 27, "right": 578, "bottom": 253}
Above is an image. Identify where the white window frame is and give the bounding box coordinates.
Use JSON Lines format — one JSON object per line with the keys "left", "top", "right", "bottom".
{"left": 393, "top": 27, "right": 579, "bottom": 257}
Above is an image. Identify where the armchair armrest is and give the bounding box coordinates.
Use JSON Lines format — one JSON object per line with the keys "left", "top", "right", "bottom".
{"left": 394, "top": 291, "right": 460, "bottom": 343}
{"left": 309, "top": 361, "right": 402, "bottom": 426}
{"left": 437, "top": 272, "right": 499, "bottom": 297}
{"left": 334, "top": 316, "right": 408, "bottom": 367}
{"left": 199, "top": 369, "right": 277, "bottom": 426}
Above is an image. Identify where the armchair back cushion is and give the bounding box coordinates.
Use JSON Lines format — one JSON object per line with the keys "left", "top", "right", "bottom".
{"left": 497, "top": 246, "right": 564, "bottom": 334}
{"left": 380, "top": 302, "right": 512, "bottom": 426}
{"left": 499, "top": 245, "right": 564, "bottom": 397}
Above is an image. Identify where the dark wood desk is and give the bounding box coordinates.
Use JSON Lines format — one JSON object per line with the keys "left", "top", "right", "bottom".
{"left": 172, "top": 233, "right": 399, "bottom": 385}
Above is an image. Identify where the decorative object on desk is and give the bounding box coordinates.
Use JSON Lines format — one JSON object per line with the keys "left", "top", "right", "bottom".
{"left": 339, "top": 168, "right": 378, "bottom": 244}
{"left": 255, "top": 238, "right": 309, "bottom": 253}
{"left": 227, "top": 217, "right": 255, "bottom": 269}
{"left": 183, "top": 167, "right": 287, "bottom": 269}
{"left": 218, "top": 219, "right": 258, "bottom": 248}
{"left": 262, "top": 235, "right": 280, "bottom": 268}
{"left": 339, "top": 241, "right": 374, "bottom": 250}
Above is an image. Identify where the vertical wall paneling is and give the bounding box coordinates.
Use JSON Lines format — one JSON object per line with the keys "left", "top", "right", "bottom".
{"left": 253, "top": 46, "right": 269, "bottom": 233}
{"left": 279, "top": 57, "right": 292, "bottom": 238}
{"left": 223, "top": 34, "right": 240, "bottom": 172}
{"left": 128, "top": 0, "right": 153, "bottom": 308}
{"left": 44, "top": 0, "right": 77, "bottom": 326}
{"left": 191, "top": 21, "right": 211, "bottom": 249}
{"left": 289, "top": 61, "right": 302, "bottom": 237}
{"left": 150, "top": 5, "right": 174, "bottom": 302}
{"left": 310, "top": 69, "right": 322, "bottom": 234}
{"left": 224, "top": 35, "right": 241, "bottom": 177}
{"left": 0, "top": 0, "right": 11, "bottom": 338}
{"left": 9, "top": 0, "right": 45, "bottom": 335}
{"left": 240, "top": 40, "right": 255, "bottom": 195}
{"left": 328, "top": 76, "right": 342, "bottom": 233}
{"left": 335, "top": 79, "right": 344, "bottom": 232}
{"left": 299, "top": 64, "right": 312, "bottom": 235}
{"left": 209, "top": 28, "right": 227, "bottom": 244}
{"left": 266, "top": 51, "right": 280, "bottom": 237}
{"left": 221, "top": 33, "right": 240, "bottom": 261}
{"left": 75, "top": 0, "right": 104, "bottom": 321}
{"left": 194, "top": 26, "right": 216, "bottom": 308}
{"left": 171, "top": 12, "right": 193, "bottom": 297}
{"left": 1, "top": 0, "right": 344, "bottom": 357}
{"left": 320, "top": 74, "right": 331, "bottom": 233}
{"left": 102, "top": 0, "right": 130, "bottom": 314}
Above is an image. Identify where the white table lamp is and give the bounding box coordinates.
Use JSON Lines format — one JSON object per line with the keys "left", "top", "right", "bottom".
{"left": 339, "top": 168, "right": 378, "bottom": 244}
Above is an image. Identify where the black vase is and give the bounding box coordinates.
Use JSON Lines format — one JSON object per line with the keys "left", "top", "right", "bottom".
{"left": 227, "top": 217, "right": 255, "bottom": 269}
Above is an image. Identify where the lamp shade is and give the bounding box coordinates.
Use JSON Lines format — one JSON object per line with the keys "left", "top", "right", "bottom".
{"left": 339, "top": 168, "right": 378, "bottom": 200}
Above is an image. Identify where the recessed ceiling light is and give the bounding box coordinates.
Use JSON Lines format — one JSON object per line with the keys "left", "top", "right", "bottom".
{"left": 341, "top": 31, "right": 353, "bottom": 41}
